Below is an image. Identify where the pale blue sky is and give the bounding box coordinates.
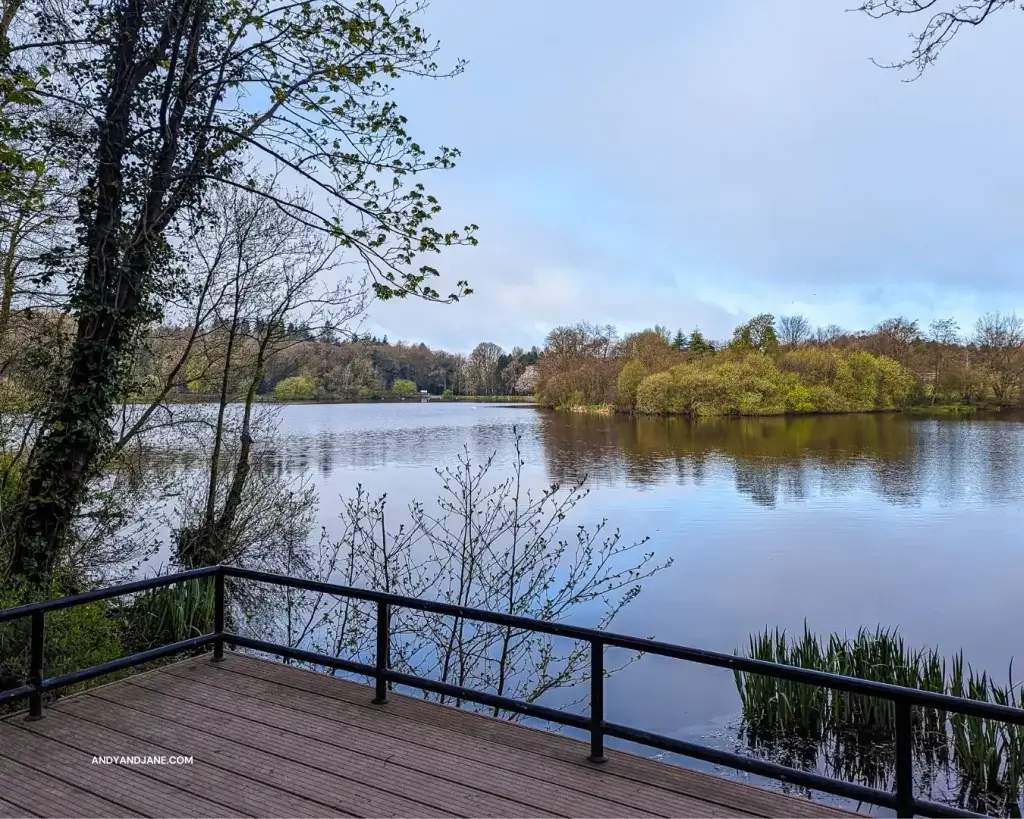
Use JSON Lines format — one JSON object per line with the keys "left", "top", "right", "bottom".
{"left": 366, "top": 0, "right": 1024, "bottom": 352}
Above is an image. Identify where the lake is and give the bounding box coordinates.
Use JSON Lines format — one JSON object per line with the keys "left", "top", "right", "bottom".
{"left": 259, "top": 403, "right": 1024, "bottom": 812}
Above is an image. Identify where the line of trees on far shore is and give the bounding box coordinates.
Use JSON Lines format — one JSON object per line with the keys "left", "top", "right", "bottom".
{"left": 533, "top": 313, "right": 1024, "bottom": 417}
{"left": 5, "top": 310, "right": 1020, "bottom": 415}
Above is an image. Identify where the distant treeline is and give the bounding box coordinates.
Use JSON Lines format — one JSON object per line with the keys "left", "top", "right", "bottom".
{"left": 136, "top": 325, "right": 542, "bottom": 402}
{"left": 533, "top": 313, "right": 1024, "bottom": 417}
{"left": 4, "top": 310, "right": 1021, "bottom": 415}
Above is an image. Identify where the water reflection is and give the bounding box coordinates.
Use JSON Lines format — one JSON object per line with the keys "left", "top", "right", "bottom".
{"left": 537, "top": 412, "right": 1024, "bottom": 508}
{"left": 151, "top": 404, "right": 1024, "bottom": 511}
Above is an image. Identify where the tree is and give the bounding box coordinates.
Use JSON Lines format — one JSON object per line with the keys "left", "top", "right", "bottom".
{"left": 535, "top": 323, "right": 618, "bottom": 408}
{"left": 869, "top": 317, "right": 920, "bottom": 365}
{"left": 391, "top": 378, "right": 417, "bottom": 397}
{"left": 687, "top": 328, "right": 714, "bottom": 354}
{"left": 290, "top": 432, "right": 668, "bottom": 719}
{"left": 974, "top": 311, "right": 1024, "bottom": 406}
{"left": 777, "top": 315, "right": 811, "bottom": 346}
{"left": 731, "top": 314, "right": 779, "bottom": 353}
{"left": 273, "top": 377, "right": 316, "bottom": 402}
{"left": 185, "top": 354, "right": 216, "bottom": 395}
{"left": 514, "top": 365, "right": 538, "bottom": 395}
{"left": 616, "top": 359, "right": 647, "bottom": 411}
{"left": 499, "top": 358, "right": 525, "bottom": 395}
{"left": 672, "top": 329, "right": 686, "bottom": 350}
{"left": 620, "top": 329, "right": 677, "bottom": 371}
{"left": 175, "top": 182, "right": 366, "bottom": 569}
{"left": 815, "top": 324, "right": 845, "bottom": 345}
{"left": 858, "top": 0, "right": 1015, "bottom": 77}
{"left": 927, "top": 318, "right": 961, "bottom": 404}
{"left": 542, "top": 322, "right": 617, "bottom": 359}
{"left": 466, "top": 341, "right": 503, "bottom": 396}
{"left": 6, "top": 0, "right": 477, "bottom": 584}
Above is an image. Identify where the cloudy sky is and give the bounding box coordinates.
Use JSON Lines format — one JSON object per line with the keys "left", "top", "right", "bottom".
{"left": 364, "top": 0, "right": 1024, "bottom": 353}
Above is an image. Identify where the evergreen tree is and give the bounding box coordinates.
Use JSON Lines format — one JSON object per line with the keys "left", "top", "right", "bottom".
{"left": 672, "top": 329, "right": 686, "bottom": 350}
{"left": 688, "top": 329, "right": 713, "bottom": 354}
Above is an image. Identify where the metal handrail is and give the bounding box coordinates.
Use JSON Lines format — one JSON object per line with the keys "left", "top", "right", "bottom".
{"left": 1, "top": 564, "right": 1013, "bottom": 818}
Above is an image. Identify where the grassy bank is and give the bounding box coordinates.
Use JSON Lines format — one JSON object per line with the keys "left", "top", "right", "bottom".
{"left": 906, "top": 403, "right": 988, "bottom": 416}
{"left": 553, "top": 402, "right": 997, "bottom": 419}
{"left": 448, "top": 395, "right": 534, "bottom": 403}
{"left": 556, "top": 403, "right": 615, "bottom": 415}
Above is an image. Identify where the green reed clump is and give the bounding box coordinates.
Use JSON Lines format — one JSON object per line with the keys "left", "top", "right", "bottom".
{"left": 948, "top": 653, "right": 1024, "bottom": 816}
{"left": 735, "top": 624, "right": 1023, "bottom": 815}
{"left": 734, "top": 624, "right": 945, "bottom": 740}
{"left": 734, "top": 624, "right": 829, "bottom": 739}
{"left": 119, "top": 576, "right": 215, "bottom": 653}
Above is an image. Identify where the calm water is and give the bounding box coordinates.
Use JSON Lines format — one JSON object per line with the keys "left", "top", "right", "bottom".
{"left": 262, "top": 403, "right": 1024, "bottom": 810}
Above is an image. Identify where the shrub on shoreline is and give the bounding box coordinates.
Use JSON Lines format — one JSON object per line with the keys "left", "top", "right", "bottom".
{"left": 630, "top": 349, "right": 913, "bottom": 417}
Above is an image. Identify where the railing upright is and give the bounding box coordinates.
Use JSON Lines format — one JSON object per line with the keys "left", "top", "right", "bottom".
{"left": 28, "top": 610, "right": 44, "bottom": 720}
{"left": 373, "top": 601, "right": 390, "bottom": 704}
{"left": 213, "top": 568, "right": 225, "bottom": 662}
{"left": 894, "top": 700, "right": 915, "bottom": 817}
{"left": 589, "top": 638, "right": 606, "bottom": 763}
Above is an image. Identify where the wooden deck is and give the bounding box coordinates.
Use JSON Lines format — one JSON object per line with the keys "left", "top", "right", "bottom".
{"left": 0, "top": 654, "right": 857, "bottom": 817}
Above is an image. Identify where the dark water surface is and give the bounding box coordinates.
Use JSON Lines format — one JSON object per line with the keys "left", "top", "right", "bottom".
{"left": 267, "top": 403, "right": 1024, "bottom": 811}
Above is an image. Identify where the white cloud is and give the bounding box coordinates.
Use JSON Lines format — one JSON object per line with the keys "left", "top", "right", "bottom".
{"left": 359, "top": 0, "right": 1024, "bottom": 351}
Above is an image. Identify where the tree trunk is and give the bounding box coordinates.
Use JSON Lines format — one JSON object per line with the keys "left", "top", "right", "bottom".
{"left": 9, "top": 0, "right": 201, "bottom": 585}
{"left": 11, "top": 257, "right": 145, "bottom": 583}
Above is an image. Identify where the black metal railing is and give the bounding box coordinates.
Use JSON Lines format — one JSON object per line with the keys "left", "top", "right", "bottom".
{"left": 2, "top": 565, "right": 1020, "bottom": 818}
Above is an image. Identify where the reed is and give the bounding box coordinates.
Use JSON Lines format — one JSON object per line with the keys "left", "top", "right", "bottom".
{"left": 120, "top": 575, "right": 215, "bottom": 653}
{"left": 948, "top": 653, "right": 1024, "bottom": 815}
{"left": 735, "top": 624, "right": 1022, "bottom": 815}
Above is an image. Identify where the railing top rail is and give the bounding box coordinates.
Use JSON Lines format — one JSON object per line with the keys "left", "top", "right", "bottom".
{"left": 223, "top": 565, "right": 1024, "bottom": 725}
{"left": 2, "top": 563, "right": 1023, "bottom": 727}
{"left": 0, "top": 565, "right": 219, "bottom": 624}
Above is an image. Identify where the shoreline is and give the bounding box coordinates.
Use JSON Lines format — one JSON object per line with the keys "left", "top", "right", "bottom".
{"left": 544, "top": 402, "right": 1002, "bottom": 419}
{"left": 122, "top": 395, "right": 537, "bottom": 406}
{"left": 114, "top": 397, "right": 1004, "bottom": 417}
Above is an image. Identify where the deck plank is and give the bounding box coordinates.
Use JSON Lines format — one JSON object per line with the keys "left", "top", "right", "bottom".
{"left": 206, "top": 653, "right": 856, "bottom": 818}
{"left": 150, "top": 660, "right": 749, "bottom": 818}
{"left": 0, "top": 794, "right": 40, "bottom": 819}
{"left": 0, "top": 653, "right": 864, "bottom": 818}
{"left": 0, "top": 797, "right": 37, "bottom": 818}
{"left": 17, "top": 707, "right": 342, "bottom": 818}
{"left": 0, "top": 720, "right": 231, "bottom": 817}
{"left": 54, "top": 691, "right": 514, "bottom": 817}
{"left": 0, "top": 755, "right": 138, "bottom": 818}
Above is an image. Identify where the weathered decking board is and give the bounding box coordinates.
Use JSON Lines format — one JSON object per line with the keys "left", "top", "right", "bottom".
{"left": 0, "top": 654, "right": 858, "bottom": 818}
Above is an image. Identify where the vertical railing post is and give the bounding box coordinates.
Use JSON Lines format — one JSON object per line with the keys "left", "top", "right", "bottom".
{"left": 894, "top": 700, "right": 914, "bottom": 817}
{"left": 27, "top": 610, "right": 44, "bottom": 720}
{"left": 588, "top": 639, "right": 607, "bottom": 763}
{"left": 372, "top": 601, "right": 390, "bottom": 704}
{"left": 212, "top": 568, "right": 225, "bottom": 662}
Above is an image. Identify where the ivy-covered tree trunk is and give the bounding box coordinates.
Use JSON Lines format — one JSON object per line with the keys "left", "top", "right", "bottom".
{"left": 4, "top": 0, "right": 475, "bottom": 584}
{"left": 11, "top": 262, "right": 147, "bottom": 583}
{"left": 9, "top": 0, "right": 200, "bottom": 584}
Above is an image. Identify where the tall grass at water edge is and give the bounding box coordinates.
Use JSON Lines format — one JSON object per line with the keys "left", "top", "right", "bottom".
{"left": 734, "top": 624, "right": 1024, "bottom": 816}
{"left": 119, "top": 575, "right": 216, "bottom": 653}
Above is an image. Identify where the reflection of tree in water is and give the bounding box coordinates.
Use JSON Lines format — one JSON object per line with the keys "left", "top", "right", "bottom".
{"left": 869, "top": 457, "right": 922, "bottom": 507}
{"left": 317, "top": 441, "right": 334, "bottom": 478}
{"left": 732, "top": 461, "right": 805, "bottom": 509}
{"left": 138, "top": 410, "right": 1024, "bottom": 510}
{"left": 540, "top": 413, "right": 941, "bottom": 507}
